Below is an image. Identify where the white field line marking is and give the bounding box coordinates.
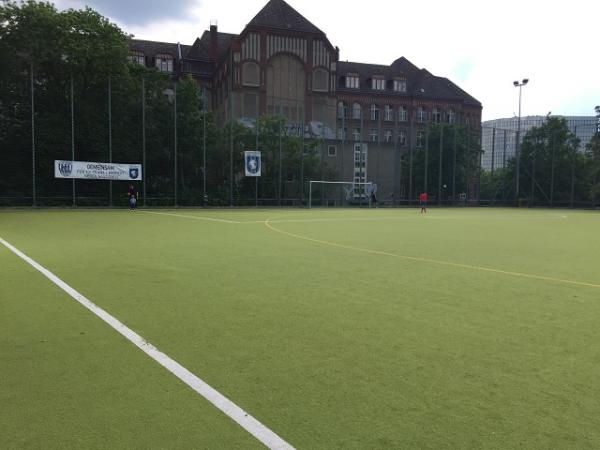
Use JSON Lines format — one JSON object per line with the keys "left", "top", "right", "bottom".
{"left": 139, "top": 211, "right": 568, "bottom": 225}
{"left": 139, "top": 210, "right": 242, "bottom": 224}
{"left": 0, "top": 237, "right": 294, "bottom": 450}
{"left": 263, "top": 219, "right": 600, "bottom": 290}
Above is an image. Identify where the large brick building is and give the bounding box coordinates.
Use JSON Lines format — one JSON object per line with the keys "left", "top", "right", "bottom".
{"left": 129, "top": 0, "right": 482, "bottom": 201}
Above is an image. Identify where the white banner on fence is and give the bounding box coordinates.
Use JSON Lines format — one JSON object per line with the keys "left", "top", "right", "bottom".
{"left": 244, "top": 151, "right": 261, "bottom": 177}
{"left": 54, "top": 160, "right": 142, "bottom": 181}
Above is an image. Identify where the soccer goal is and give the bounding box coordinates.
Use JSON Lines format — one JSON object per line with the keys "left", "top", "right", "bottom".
{"left": 308, "top": 180, "right": 374, "bottom": 208}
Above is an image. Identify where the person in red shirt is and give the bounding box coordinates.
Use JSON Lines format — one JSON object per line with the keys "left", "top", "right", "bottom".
{"left": 419, "top": 192, "right": 428, "bottom": 213}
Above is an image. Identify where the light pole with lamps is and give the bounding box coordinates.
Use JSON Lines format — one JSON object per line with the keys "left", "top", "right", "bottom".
{"left": 513, "top": 78, "right": 529, "bottom": 201}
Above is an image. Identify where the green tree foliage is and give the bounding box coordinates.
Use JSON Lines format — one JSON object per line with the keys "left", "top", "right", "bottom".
{"left": 401, "top": 124, "right": 481, "bottom": 200}
{"left": 517, "top": 117, "right": 582, "bottom": 205}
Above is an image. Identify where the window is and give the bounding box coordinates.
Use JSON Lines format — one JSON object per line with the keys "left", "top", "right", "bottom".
{"left": 346, "top": 74, "right": 359, "bottom": 89}
{"left": 370, "top": 128, "right": 379, "bottom": 143}
{"left": 328, "top": 145, "right": 337, "bottom": 157}
{"left": 242, "top": 62, "right": 260, "bottom": 86}
{"left": 338, "top": 101, "right": 348, "bottom": 119}
{"left": 384, "top": 129, "right": 393, "bottom": 143}
{"left": 417, "top": 107, "right": 427, "bottom": 123}
{"left": 432, "top": 108, "right": 441, "bottom": 123}
{"left": 338, "top": 127, "right": 347, "bottom": 140}
{"left": 384, "top": 105, "right": 394, "bottom": 121}
{"left": 398, "top": 131, "right": 407, "bottom": 146}
{"left": 398, "top": 106, "right": 408, "bottom": 122}
{"left": 352, "top": 128, "right": 361, "bottom": 141}
{"left": 352, "top": 103, "right": 362, "bottom": 120}
{"left": 370, "top": 104, "right": 379, "bottom": 121}
{"left": 416, "top": 130, "right": 425, "bottom": 148}
{"left": 129, "top": 51, "right": 145, "bottom": 65}
{"left": 313, "top": 68, "right": 328, "bottom": 91}
{"left": 394, "top": 78, "right": 407, "bottom": 92}
{"left": 372, "top": 77, "right": 385, "bottom": 90}
{"left": 155, "top": 54, "right": 173, "bottom": 73}
{"left": 447, "top": 109, "right": 455, "bottom": 123}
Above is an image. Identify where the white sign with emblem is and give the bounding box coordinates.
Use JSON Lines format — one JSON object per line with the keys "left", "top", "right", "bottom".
{"left": 54, "top": 160, "right": 142, "bottom": 181}
{"left": 244, "top": 151, "right": 261, "bottom": 177}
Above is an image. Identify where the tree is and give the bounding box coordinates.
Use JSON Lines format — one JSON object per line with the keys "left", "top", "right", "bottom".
{"left": 517, "top": 117, "right": 582, "bottom": 205}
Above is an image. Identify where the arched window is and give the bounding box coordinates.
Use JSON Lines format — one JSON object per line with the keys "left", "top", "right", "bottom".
{"left": 352, "top": 103, "right": 362, "bottom": 120}
{"left": 266, "top": 55, "right": 305, "bottom": 123}
{"left": 242, "top": 62, "right": 260, "bottom": 86}
{"left": 313, "top": 68, "right": 329, "bottom": 92}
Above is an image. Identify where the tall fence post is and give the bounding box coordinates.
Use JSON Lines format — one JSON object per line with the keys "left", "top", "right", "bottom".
{"left": 142, "top": 76, "right": 146, "bottom": 207}
{"left": 30, "top": 61, "right": 36, "bottom": 207}
{"left": 108, "top": 75, "right": 113, "bottom": 206}
{"left": 70, "top": 74, "right": 76, "bottom": 207}
{"left": 174, "top": 80, "right": 178, "bottom": 207}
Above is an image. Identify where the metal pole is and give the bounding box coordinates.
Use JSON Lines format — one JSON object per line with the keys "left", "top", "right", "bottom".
{"left": 71, "top": 74, "right": 75, "bottom": 207}
{"left": 229, "top": 87, "right": 233, "bottom": 207}
{"left": 203, "top": 86, "right": 207, "bottom": 205}
{"left": 424, "top": 123, "right": 429, "bottom": 194}
{"left": 438, "top": 125, "right": 443, "bottom": 205}
{"left": 256, "top": 115, "right": 259, "bottom": 207}
{"left": 452, "top": 125, "right": 457, "bottom": 202}
{"left": 174, "top": 81, "right": 178, "bottom": 206}
{"left": 409, "top": 115, "right": 414, "bottom": 205}
{"left": 300, "top": 119, "right": 305, "bottom": 206}
{"left": 30, "top": 61, "right": 36, "bottom": 207}
{"left": 108, "top": 75, "right": 113, "bottom": 206}
{"left": 570, "top": 125, "right": 577, "bottom": 208}
{"left": 550, "top": 130, "right": 555, "bottom": 207}
{"left": 308, "top": 180, "right": 312, "bottom": 208}
{"left": 142, "top": 76, "right": 146, "bottom": 207}
{"left": 491, "top": 127, "right": 496, "bottom": 176}
{"left": 516, "top": 85, "right": 522, "bottom": 200}
{"left": 278, "top": 119, "right": 282, "bottom": 206}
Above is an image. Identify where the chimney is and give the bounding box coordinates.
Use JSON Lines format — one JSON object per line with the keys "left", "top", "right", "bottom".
{"left": 210, "top": 24, "right": 218, "bottom": 60}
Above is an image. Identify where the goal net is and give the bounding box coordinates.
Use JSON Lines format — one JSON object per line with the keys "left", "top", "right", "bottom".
{"left": 308, "top": 181, "right": 374, "bottom": 208}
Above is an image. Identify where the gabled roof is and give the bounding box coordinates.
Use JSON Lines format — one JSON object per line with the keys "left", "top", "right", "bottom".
{"left": 185, "top": 31, "right": 237, "bottom": 61}
{"left": 247, "top": 0, "right": 324, "bottom": 34}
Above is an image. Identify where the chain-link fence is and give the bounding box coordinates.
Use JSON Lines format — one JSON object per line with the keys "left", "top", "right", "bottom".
{"left": 481, "top": 118, "right": 599, "bottom": 208}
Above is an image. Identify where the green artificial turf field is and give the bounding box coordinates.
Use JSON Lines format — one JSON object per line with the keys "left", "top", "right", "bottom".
{"left": 1, "top": 207, "right": 599, "bottom": 449}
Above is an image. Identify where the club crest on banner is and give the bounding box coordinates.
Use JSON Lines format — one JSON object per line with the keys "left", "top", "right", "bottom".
{"left": 129, "top": 167, "right": 139, "bottom": 179}
{"left": 58, "top": 161, "right": 73, "bottom": 177}
{"left": 244, "top": 151, "right": 261, "bottom": 177}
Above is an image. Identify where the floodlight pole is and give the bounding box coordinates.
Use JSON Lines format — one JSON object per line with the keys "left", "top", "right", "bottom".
{"left": 30, "top": 60, "right": 36, "bottom": 207}
{"left": 514, "top": 78, "right": 529, "bottom": 202}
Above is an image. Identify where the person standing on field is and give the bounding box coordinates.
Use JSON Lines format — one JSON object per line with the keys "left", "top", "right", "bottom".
{"left": 420, "top": 192, "right": 428, "bottom": 213}
{"left": 128, "top": 184, "right": 137, "bottom": 210}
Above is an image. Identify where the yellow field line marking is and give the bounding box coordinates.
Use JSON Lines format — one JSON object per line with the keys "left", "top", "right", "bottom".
{"left": 264, "top": 218, "right": 600, "bottom": 290}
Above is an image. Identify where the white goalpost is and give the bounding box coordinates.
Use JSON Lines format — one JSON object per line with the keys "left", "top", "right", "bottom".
{"left": 308, "top": 180, "right": 375, "bottom": 208}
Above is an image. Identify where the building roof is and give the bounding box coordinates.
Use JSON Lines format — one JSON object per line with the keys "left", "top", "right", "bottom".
{"left": 338, "top": 59, "right": 481, "bottom": 107}
{"left": 128, "top": 39, "right": 190, "bottom": 59}
{"left": 247, "top": 0, "right": 324, "bottom": 34}
{"left": 186, "top": 30, "right": 238, "bottom": 61}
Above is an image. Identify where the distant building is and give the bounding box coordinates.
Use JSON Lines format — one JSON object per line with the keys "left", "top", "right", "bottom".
{"left": 128, "top": 0, "right": 482, "bottom": 199}
{"left": 481, "top": 116, "right": 597, "bottom": 172}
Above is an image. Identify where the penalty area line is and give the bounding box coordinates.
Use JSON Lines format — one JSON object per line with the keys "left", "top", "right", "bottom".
{"left": 0, "top": 237, "right": 294, "bottom": 450}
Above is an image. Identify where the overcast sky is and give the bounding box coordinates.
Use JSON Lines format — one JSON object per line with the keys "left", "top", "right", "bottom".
{"left": 54, "top": 0, "right": 599, "bottom": 121}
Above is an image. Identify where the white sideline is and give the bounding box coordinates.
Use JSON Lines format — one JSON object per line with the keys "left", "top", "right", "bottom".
{"left": 0, "top": 237, "right": 294, "bottom": 450}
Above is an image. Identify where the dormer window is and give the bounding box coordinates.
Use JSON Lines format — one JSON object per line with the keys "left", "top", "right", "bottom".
{"left": 129, "top": 50, "right": 145, "bottom": 65}
{"left": 372, "top": 77, "right": 385, "bottom": 90}
{"left": 346, "top": 74, "right": 359, "bottom": 89}
{"left": 394, "top": 78, "right": 407, "bottom": 92}
{"left": 155, "top": 54, "right": 173, "bottom": 73}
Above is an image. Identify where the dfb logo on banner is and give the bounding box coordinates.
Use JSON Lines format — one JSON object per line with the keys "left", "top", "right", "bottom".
{"left": 244, "top": 151, "right": 261, "bottom": 177}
